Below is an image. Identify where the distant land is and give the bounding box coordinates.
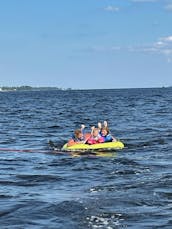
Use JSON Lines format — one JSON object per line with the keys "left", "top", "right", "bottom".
{"left": 0, "top": 86, "right": 72, "bottom": 91}
{"left": 0, "top": 86, "right": 171, "bottom": 92}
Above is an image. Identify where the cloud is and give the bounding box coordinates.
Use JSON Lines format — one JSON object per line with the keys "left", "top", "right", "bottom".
{"left": 131, "top": 0, "right": 172, "bottom": 13}
{"left": 164, "top": 4, "right": 172, "bottom": 11}
{"left": 90, "top": 45, "right": 121, "bottom": 52}
{"left": 156, "top": 36, "right": 172, "bottom": 59}
{"left": 128, "top": 35, "right": 172, "bottom": 62}
{"left": 88, "top": 35, "right": 172, "bottom": 62}
{"left": 104, "top": 5, "right": 119, "bottom": 12}
{"left": 131, "top": 0, "right": 158, "bottom": 2}
{"left": 160, "top": 36, "right": 172, "bottom": 42}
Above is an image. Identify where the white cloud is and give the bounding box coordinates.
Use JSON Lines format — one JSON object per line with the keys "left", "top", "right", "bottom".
{"left": 131, "top": 0, "right": 172, "bottom": 13}
{"left": 104, "top": 6, "right": 119, "bottom": 12}
{"left": 131, "top": 0, "right": 158, "bottom": 2}
{"left": 160, "top": 36, "right": 172, "bottom": 44}
{"left": 154, "top": 41, "right": 164, "bottom": 46}
{"left": 133, "top": 35, "right": 172, "bottom": 62}
{"left": 112, "top": 35, "right": 172, "bottom": 61}
{"left": 89, "top": 36, "right": 172, "bottom": 62}
{"left": 91, "top": 45, "right": 121, "bottom": 52}
{"left": 164, "top": 4, "right": 172, "bottom": 11}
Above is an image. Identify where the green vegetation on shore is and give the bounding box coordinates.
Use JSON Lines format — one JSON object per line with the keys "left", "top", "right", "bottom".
{"left": 0, "top": 86, "right": 72, "bottom": 91}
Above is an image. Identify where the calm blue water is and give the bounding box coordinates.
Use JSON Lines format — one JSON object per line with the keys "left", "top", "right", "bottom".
{"left": 0, "top": 88, "right": 172, "bottom": 228}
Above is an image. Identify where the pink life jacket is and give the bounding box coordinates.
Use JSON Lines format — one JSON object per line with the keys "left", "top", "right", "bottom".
{"left": 87, "top": 136, "right": 104, "bottom": 145}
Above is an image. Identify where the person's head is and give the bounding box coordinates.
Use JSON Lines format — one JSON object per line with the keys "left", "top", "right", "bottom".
{"left": 101, "top": 127, "right": 109, "bottom": 136}
{"left": 74, "top": 129, "right": 83, "bottom": 139}
{"left": 92, "top": 128, "right": 99, "bottom": 137}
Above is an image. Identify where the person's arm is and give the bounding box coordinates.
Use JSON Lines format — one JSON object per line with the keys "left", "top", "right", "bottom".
{"left": 98, "top": 122, "right": 102, "bottom": 130}
{"left": 112, "top": 138, "right": 117, "bottom": 142}
{"left": 83, "top": 133, "right": 91, "bottom": 143}
{"left": 111, "top": 135, "right": 117, "bottom": 142}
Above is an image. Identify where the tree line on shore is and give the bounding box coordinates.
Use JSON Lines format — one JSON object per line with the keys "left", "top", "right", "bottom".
{"left": 0, "top": 86, "right": 71, "bottom": 91}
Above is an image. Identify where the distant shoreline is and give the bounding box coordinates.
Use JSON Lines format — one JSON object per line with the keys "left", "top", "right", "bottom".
{"left": 0, "top": 86, "right": 171, "bottom": 92}
{"left": 0, "top": 86, "right": 72, "bottom": 92}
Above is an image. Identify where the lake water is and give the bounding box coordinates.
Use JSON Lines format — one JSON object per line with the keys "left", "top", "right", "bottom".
{"left": 0, "top": 88, "right": 172, "bottom": 228}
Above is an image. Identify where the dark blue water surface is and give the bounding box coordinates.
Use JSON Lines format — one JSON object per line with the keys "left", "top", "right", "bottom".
{"left": 0, "top": 88, "right": 172, "bottom": 228}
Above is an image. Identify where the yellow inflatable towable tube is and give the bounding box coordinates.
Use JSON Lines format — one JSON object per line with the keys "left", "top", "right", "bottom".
{"left": 62, "top": 141, "right": 124, "bottom": 151}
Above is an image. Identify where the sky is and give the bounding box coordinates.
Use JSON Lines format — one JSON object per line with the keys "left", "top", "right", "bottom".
{"left": 0, "top": 0, "right": 172, "bottom": 89}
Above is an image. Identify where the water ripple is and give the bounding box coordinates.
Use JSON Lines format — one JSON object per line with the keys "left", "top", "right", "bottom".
{"left": 0, "top": 88, "right": 172, "bottom": 228}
